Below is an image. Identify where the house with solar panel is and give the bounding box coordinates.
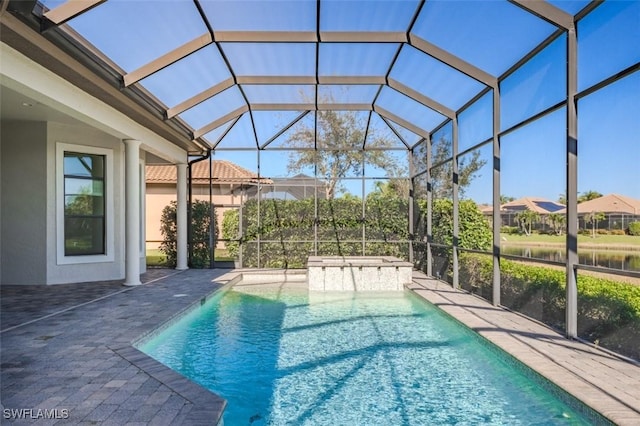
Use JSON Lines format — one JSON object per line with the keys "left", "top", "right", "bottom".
{"left": 499, "top": 197, "right": 565, "bottom": 232}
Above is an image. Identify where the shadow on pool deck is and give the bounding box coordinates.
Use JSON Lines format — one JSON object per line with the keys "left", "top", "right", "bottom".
{"left": 1, "top": 269, "right": 236, "bottom": 425}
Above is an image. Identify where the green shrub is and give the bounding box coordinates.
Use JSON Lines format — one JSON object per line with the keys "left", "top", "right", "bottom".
{"left": 221, "top": 209, "right": 240, "bottom": 258}
{"left": 628, "top": 222, "right": 640, "bottom": 236}
{"left": 430, "top": 199, "right": 492, "bottom": 251}
{"left": 427, "top": 199, "right": 492, "bottom": 280}
{"left": 501, "top": 226, "right": 519, "bottom": 235}
{"left": 220, "top": 195, "right": 410, "bottom": 268}
{"left": 160, "top": 200, "right": 216, "bottom": 268}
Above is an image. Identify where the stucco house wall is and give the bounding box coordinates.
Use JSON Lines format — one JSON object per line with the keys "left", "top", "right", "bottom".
{"left": 1, "top": 121, "right": 48, "bottom": 284}
{"left": 45, "top": 122, "right": 139, "bottom": 284}
{"left": 0, "top": 119, "right": 147, "bottom": 285}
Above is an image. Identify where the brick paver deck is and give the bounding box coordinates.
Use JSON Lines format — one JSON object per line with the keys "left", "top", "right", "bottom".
{"left": 1, "top": 269, "right": 237, "bottom": 425}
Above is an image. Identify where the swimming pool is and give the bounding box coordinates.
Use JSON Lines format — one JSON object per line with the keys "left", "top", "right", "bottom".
{"left": 138, "top": 280, "right": 604, "bottom": 425}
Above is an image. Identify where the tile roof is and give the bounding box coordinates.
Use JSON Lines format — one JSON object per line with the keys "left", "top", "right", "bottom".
{"left": 146, "top": 160, "right": 268, "bottom": 184}
{"left": 574, "top": 194, "right": 640, "bottom": 215}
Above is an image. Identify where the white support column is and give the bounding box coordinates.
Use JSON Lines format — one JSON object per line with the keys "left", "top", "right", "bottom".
{"left": 176, "top": 163, "right": 188, "bottom": 270}
{"left": 124, "top": 139, "right": 142, "bottom": 286}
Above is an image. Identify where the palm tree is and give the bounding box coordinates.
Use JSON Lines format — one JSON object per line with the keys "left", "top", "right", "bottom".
{"left": 547, "top": 213, "right": 566, "bottom": 236}
{"left": 584, "top": 211, "right": 606, "bottom": 238}
{"left": 515, "top": 210, "right": 540, "bottom": 236}
{"left": 578, "top": 190, "right": 603, "bottom": 203}
{"left": 500, "top": 194, "right": 515, "bottom": 204}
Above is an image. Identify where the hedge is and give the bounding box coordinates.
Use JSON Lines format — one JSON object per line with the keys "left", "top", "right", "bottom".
{"left": 160, "top": 200, "right": 216, "bottom": 268}
{"left": 459, "top": 252, "right": 640, "bottom": 360}
{"left": 222, "top": 196, "right": 410, "bottom": 268}
{"left": 222, "top": 195, "right": 493, "bottom": 269}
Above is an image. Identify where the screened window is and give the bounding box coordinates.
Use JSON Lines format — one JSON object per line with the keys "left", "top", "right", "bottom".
{"left": 63, "top": 152, "right": 106, "bottom": 256}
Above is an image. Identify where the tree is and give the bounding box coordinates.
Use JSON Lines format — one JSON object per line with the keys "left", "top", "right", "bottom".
{"left": 515, "top": 210, "right": 540, "bottom": 236}
{"left": 431, "top": 135, "right": 486, "bottom": 199}
{"left": 547, "top": 212, "right": 566, "bottom": 236}
{"left": 578, "top": 190, "right": 603, "bottom": 203}
{"left": 285, "top": 108, "right": 403, "bottom": 199}
{"left": 368, "top": 179, "right": 410, "bottom": 201}
{"left": 557, "top": 194, "right": 567, "bottom": 205}
{"left": 584, "top": 211, "right": 606, "bottom": 238}
{"left": 500, "top": 194, "right": 515, "bottom": 204}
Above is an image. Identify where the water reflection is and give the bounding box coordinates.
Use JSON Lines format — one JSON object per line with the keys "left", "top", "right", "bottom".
{"left": 501, "top": 246, "right": 640, "bottom": 273}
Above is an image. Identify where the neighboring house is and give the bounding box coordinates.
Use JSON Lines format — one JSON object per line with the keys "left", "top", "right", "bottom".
{"left": 498, "top": 194, "right": 640, "bottom": 232}
{"left": 261, "top": 174, "right": 329, "bottom": 200}
{"left": 146, "top": 163, "right": 327, "bottom": 249}
{"left": 501, "top": 197, "right": 565, "bottom": 215}
{"left": 558, "top": 194, "right": 640, "bottom": 231}
{"left": 145, "top": 160, "right": 266, "bottom": 249}
{"left": 500, "top": 197, "right": 565, "bottom": 231}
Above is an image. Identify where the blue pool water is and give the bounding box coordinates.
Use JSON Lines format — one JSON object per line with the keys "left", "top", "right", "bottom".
{"left": 139, "top": 282, "right": 598, "bottom": 425}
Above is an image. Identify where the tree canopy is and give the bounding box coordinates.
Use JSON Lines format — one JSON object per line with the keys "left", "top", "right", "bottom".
{"left": 430, "top": 135, "right": 487, "bottom": 199}
{"left": 285, "top": 108, "right": 405, "bottom": 199}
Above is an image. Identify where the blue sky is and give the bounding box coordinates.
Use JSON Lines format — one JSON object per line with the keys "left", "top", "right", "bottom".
{"left": 46, "top": 0, "right": 639, "bottom": 202}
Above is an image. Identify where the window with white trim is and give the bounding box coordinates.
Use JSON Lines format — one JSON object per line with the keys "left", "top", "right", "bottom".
{"left": 56, "top": 143, "right": 114, "bottom": 264}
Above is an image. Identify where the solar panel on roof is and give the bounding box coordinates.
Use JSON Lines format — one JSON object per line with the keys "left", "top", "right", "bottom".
{"left": 534, "top": 201, "right": 564, "bottom": 213}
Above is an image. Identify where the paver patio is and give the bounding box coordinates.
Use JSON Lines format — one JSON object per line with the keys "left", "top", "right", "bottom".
{"left": 1, "top": 269, "right": 234, "bottom": 425}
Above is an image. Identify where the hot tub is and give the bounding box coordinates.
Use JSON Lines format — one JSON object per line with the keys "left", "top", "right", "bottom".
{"left": 307, "top": 256, "right": 413, "bottom": 291}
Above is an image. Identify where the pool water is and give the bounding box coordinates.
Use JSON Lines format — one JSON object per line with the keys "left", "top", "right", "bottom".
{"left": 139, "top": 282, "right": 597, "bottom": 425}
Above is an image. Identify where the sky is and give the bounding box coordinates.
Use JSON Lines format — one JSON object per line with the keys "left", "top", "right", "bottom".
{"left": 44, "top": 0, "right": 640, "bottom": 202}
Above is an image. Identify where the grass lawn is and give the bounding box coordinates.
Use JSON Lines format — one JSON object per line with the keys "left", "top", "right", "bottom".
{"left": 146, "top": 249, "right": 167, "bottom": 267}
{"left": 500, "top": 233, "right": 640, "bottom": 248}
{"left": 145, "top": 248, "right": 234, "bottom": 267}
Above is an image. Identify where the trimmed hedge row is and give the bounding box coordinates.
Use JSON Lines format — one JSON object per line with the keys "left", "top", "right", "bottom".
{"left": 223, "top": 197, "right": 410, "bottom": 268}
{"left": 223, "top": 196, "right": 493, "bottom": 269}
{"left": 459, "top": 252, "right": 640, "bottom": 360}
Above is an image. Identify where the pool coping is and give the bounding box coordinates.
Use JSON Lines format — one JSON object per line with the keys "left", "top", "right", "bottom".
{"left": 109, "top": 344, "right": 227, "bottom": 425}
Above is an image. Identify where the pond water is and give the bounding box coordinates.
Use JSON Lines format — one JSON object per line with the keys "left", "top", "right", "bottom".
{"left": 501, "top": 246, "right": 640, "bottom": 273}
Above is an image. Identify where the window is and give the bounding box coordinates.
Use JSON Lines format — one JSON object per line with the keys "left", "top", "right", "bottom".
{"left": 63, "top": 152, "right": 105, "bottom": 255}
{"left": 57, "top": 143, "right": 114, "bottom": 263}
